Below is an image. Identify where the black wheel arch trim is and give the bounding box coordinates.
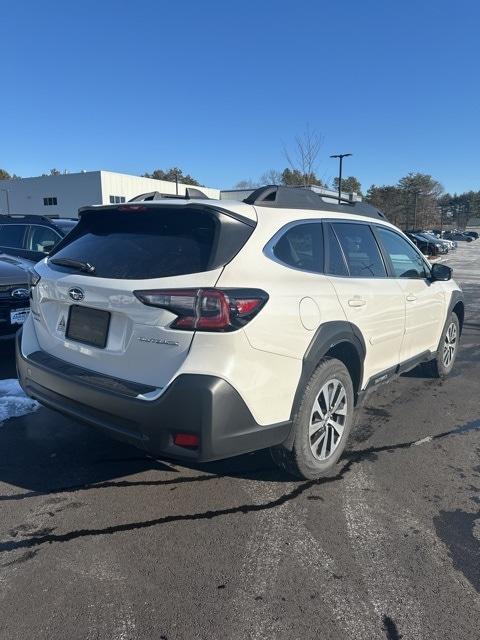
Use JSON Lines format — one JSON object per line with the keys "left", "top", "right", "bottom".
{"left": 447, "top": 290, "right": 465, "bottom": 334}
{"left": 283, "top": 321, "right": 366, "bottom": 450}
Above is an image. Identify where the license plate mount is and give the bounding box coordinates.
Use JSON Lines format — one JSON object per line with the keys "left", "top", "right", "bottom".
{"left": 10, "top": 308, "right": 29, "bottom": 325}
{"left": 66, "top": 305, "right": 111, "bottom": 349}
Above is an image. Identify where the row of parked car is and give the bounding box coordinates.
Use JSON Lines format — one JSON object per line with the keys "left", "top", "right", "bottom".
{"left": 0, "top": 214, "right": 77, "bottom": 339}
{"left": 406, "top": 229, "right": 478, "bottom": 257}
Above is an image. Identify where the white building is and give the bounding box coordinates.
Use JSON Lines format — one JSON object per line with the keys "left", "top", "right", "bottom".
{"left": 0, "top": 171, "right": 220, "bottom": 218}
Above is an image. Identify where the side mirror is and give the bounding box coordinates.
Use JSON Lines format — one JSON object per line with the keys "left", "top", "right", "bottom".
{"left": 431, "top": 263, "right": 452, "bottom": 281}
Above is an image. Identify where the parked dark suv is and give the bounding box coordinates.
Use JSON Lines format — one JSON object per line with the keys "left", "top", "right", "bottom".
{"left": 0, "top": 215, "right": 77, "bottom": 262}
{"left": 0, "top": 215, "right": 77, "bottom": 339}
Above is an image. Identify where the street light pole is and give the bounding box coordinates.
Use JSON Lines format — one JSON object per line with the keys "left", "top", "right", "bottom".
{"left": 330, "top": 153, "right": 352, "bottom": 204}
{"left": 0, "top": 188, "right": 10, "bottom": 214}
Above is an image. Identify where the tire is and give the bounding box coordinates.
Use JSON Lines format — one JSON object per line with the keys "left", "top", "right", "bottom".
{"left": 424, "top": 312, "right": 460, "bottom": 378}
{"left": 270, "top": 358, "right": 355, "bottom": 480}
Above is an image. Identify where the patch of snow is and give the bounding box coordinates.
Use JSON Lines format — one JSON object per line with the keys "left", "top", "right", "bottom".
{"left": 411, "top": 436, "right": 433, "bottom": 446}
{"left": 0, "top": 379, "right": 39, "bottom": 425}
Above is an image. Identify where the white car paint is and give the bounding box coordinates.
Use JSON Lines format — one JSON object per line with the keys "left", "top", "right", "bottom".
{"left": 21, "top": 197, "right": 462, "bottom": 427}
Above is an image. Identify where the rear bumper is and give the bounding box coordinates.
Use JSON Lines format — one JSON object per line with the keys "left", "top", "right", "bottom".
{"left": 16, "top": 331, "right": 291, "bottom": 462}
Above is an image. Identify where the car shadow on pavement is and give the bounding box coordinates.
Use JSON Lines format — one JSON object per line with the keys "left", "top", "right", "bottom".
{"left": 0, "top": 408, "right": 178, "bottom": 492}
{"left": 0, "top": 401, "right": 286, "bottom": 499}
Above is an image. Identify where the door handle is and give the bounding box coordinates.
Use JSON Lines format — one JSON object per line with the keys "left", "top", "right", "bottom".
{"left": 406, "top": 294, "right": 417, "bottom": 302}
{"left": 348, "top": 298, "right": 366, "bottom": 308}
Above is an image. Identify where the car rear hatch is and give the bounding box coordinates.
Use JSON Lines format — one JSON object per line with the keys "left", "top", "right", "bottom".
{"left": 30, "top": 202, "right": 256, "bottom": 389}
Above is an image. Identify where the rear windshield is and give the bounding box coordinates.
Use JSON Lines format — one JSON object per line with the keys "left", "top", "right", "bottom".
{"left": 49, "top": 210, "right": 218, "bottom": 279}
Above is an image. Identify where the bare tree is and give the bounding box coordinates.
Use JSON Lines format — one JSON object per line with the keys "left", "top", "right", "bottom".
{"left": 260, "top": 169, "right": 283, "bottom": 185}
{"left": 233, "top": 179, "right": 259, "bottom": 189}
{"left": 284, "top": 125, "right": 323, "bottom": 186}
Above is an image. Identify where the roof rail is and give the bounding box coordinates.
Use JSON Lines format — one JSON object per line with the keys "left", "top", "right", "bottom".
{"left": 0, "top": 213, "right": 60, "bottom": 224}
{"left": 243, "top": 185, "right": 386, "bottom": 220}
{"left": 128, "top": 187, "right": 209, "bottom": 202}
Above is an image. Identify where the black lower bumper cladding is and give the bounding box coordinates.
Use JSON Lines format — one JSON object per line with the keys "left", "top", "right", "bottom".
{"left": 15, "top": 331, "right": 291, "bottom": 462}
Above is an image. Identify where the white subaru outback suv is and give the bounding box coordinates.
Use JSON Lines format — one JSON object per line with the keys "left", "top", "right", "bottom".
{"left": 17, "top": 186, "right": 464, "bottom": 479}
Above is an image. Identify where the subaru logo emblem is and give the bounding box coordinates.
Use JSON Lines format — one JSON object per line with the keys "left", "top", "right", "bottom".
{"left": 68, "top": 287, "right": 85, "bottom": 301}
{"left": 11, "top": 288, "right": 29, "bottom": 299}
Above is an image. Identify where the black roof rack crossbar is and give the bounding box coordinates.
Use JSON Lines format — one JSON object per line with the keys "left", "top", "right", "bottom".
{"left": 243, "top": 185, "right": 386, "bottom": 220}
{"left": 128, "top": 187, "right": 209, "bottom": 203}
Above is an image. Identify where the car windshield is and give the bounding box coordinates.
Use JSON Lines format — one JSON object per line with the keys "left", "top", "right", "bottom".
{"left": 54, "top": 220, "right": 77, "bottom": 234}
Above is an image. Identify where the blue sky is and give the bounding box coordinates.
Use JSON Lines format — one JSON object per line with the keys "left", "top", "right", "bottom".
{"left": 1, "top": 0, "right": 479, "bottom": 194}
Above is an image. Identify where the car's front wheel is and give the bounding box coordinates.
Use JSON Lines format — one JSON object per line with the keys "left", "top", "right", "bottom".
{"left": 270, "top": 358, "right": 354, "bottom": 480}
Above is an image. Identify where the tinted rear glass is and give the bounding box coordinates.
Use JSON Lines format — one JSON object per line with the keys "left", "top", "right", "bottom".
{"left": 325, "top": 223, "right": 348, "bottom": 276}
{"left": 49, "top": 210, "right": 218, "bottom": 279}
{"left": 332, "top": 222, "right": 387, "bottom": 278}
{"left": 273, "top": 222, "right": 324, "bottom": 272}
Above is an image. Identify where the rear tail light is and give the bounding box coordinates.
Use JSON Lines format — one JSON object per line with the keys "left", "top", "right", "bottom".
{"left": 133, "top": 288, "right": 268, "bottom": 332}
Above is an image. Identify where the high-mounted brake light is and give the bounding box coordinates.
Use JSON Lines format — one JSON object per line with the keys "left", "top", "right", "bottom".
{"left": 117, "top": 205, "right": 148, "bottom": 212}
{"left": 133, "top": 288, "right": 268, "bottom": 332}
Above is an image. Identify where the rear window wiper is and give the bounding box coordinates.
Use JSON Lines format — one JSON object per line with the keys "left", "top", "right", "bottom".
{"left": 49, "top": 257, "right": 96, "bottom": 274}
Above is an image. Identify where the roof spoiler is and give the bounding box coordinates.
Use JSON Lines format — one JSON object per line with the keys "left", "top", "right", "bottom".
{"left": 244, "top": 185, "right": 386, "bottom": 220}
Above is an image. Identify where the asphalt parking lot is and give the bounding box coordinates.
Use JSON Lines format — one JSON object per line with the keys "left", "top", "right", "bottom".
{"left": 0, "top": 240, "right": 479, "bottom": 640}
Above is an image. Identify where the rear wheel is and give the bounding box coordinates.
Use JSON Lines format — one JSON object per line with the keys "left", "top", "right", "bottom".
{"left": 424, "top": 312, "right": 459, "bottom": 378}
{"left": 270, "top": 358, "right": 354, "bottom": 480}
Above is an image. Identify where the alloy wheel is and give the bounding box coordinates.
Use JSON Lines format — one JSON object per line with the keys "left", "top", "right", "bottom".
{"left": 443, "top": 322, "right": 457, "bottom": 368}
{"left": 309, "top": 378, "right": 348, "bottom": 460}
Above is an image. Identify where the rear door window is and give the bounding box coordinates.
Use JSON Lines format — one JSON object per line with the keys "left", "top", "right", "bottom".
{"left": 0, "top": 224, "right": 27, "bottom": 249}
{"left": 332, "top": 223, "right": 387, "bottom": 278}
{"left": 325, "top": 223, "right": 349, "bottom": 276}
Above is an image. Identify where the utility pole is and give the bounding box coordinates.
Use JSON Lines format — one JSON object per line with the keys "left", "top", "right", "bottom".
{"left": 0, "top": 188, "right": 10, "bottom": 214}
{"left": 330, "top": 153, "right": 352, "bottom": 204}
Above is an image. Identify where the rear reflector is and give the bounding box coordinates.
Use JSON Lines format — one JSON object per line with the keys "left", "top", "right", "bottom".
{"left": 174, "top": 433, "right": 200, "bottom": 448}
{"left": 133, "top": 288, "right": 268, "bottom": 332}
